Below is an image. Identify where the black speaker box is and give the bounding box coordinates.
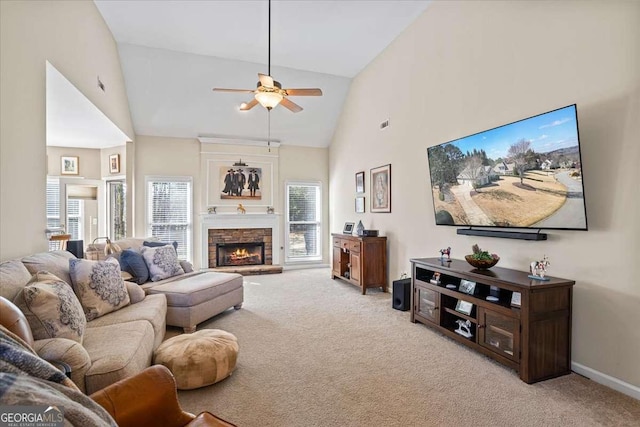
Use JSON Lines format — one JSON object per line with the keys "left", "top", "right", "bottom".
{"left": 392, "top": 278, "right": 411, "bottom": 311}
{"left": 66, "top": 240, "right": 84, "bottom": 259}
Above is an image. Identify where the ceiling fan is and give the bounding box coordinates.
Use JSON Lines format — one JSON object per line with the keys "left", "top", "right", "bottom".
{"left": 212, "top": 0, "right": 322, "bottom": 113}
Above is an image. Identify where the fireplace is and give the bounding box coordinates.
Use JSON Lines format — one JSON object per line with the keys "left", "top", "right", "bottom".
{"left": 217, "top": 242, "right": 265, "bottom": 267}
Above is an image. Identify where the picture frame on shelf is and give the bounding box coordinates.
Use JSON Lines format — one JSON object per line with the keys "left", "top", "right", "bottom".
{"left": 455, "top": 300, "right": 474, "bottom": 316}
{"left": 370, "top": 164, "right": 391, "bottom": 213}
{"left": 61, "top": 156, "right": 79, "bottom": 175}
{"left": 355, "top": 197, "right": 365, "bottom": 213}
{"left": 109, "top": 154, "right": 120, "bottom": 174}
{"left": 511, "top": 291, "right": 522, "bottom": 307}
{"left": 459, "top": 279, "right": 476, "bottom": 295}
{"left": 343, "top": 222, "right": 355, "bottom": 235}
{"left": 355, "top": 171, "right": 365, "bottom": 193}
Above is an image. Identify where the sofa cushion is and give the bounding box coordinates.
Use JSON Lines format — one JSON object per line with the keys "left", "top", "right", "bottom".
{"left": 143, "top": 240, "right": 178, "bottom": 251}
{"left": 125, "top": 282, "right": 146, "bottom": 304}
{"left": 0, "top": 259, "right": 33, "bottom": 301}
{"left": 119, "top": 249, "right": 149, "bottom": 284}
{"left": 87, "top": 294, "right": 167, "bottom": 350}
{"left": 22, "top": 251, "right": 76, "bottom": 288}
{"left": 69, "top": 258, "right": 130, "bottom": 321}
{"left": 82, "top": 320, "right": 155, "bottom": 394}
{"left": 13, "top": 271, "right": 86, "bottom": 343}
{"left": 141, "top": 245, "right": 184, "bottom": 282}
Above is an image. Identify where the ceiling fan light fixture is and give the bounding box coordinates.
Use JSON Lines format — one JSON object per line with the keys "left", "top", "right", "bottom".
{"left": 255, "top": 91, "right": 283, "bottom": 109}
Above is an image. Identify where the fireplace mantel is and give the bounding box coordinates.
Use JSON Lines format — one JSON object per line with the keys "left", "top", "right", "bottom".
{"left": 200, "top": 213, "right": 281, "bottom": 268}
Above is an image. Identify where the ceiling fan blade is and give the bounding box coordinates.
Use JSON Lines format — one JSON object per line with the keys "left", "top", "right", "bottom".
{"left": 239, "top": 98, "right": 258, "bottom": 111}
{"left": 280, "top": 97, "right": 303, "bottom": 113}
{"left": 284, "top": 88, "right": 323, "bottom": 96}
{"left": 258, "top": 73, "right": 274, "bottom": 88}
{"left": 213, "top": 88, "right": 255, "bottom": 93}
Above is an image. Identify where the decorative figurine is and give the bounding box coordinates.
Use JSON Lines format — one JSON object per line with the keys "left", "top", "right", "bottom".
{"left": 455, "top": 319, "right": 473, "bottom": 338}
{"left": 207, "top": 206, "right": 217, "bottom": 214}
{"left": 356, "top": 220, "right": 365, "bottom": 236}
{"left": 439, "top": 246, "right": 452, "bottom": 261}
{"left": 266, "top": 206, "right": 275, "bottom": 214}
{"left": 528, "top": 255, "right": 550, "bottom": 281}
{"left": 237, "top": 203, "right": 246, "bottom": 214}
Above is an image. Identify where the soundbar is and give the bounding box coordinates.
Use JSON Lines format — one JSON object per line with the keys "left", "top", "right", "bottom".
{"left": 456, "top": 228, "right": 547, "bottom": 241}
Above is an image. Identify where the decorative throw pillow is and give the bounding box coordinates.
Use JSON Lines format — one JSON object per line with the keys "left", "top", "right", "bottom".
{"left": 141, "top": 245, "right": 185, "bottom": 282}
{"left": 119, "top": 249, "right": 149, "bottom": 284}
{"left": 69, "top": 258, "right": 130, "bottom": 321}
{"left": 13, "top": 271, "right": 86, "bottom": 343}
{"left": 143, "top": 240, "right": 178, "bottom": 251}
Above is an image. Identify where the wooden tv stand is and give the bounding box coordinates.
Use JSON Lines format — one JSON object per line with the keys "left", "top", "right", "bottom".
{"left": 331, "top": 233, "right": 387, "bottom": 294}
{"left": 410, "top": 258, "right": 574, "bottom": 383}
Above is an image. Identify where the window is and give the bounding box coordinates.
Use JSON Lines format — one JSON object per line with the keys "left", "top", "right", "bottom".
{"left": 146, "top": 176, "right": 192, "bottom": 261}
{"left": 46, "top": 177, "right": 82, "bottom": 249}
{"left": 108, "top": 180, "right": 126, "bottom": 240}
{"left": 285, "top": 182, "right": 322, "bottom": 262}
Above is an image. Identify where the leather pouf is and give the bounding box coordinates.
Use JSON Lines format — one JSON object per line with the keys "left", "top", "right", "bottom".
{"left": 153, "top": 329, "right": 238, "bottom": 390}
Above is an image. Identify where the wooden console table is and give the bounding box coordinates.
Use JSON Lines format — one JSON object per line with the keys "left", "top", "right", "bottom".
{"left": 331, "top": 233, "right": 387, "bottom": 294}
{"left": 410, "top": 258, "right": 574, "bottom": 383}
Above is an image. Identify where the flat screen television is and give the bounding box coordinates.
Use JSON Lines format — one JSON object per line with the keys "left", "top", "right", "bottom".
{"left": 427, "top": 104, "right": 587, "bottom": 230}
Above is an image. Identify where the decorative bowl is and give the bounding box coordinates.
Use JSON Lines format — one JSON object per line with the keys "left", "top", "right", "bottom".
{"left": 465, "top": 255, "right": 500, "bottom": 269}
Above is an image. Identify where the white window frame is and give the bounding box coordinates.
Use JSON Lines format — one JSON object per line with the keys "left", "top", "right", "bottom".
{"left": 285, "top": 181, "right": 322, "bottom": 263}
{"left": 106, "top": 179, "right": 126, "bottom": 241}
{"left": 145, "top": 176, "right": 193, "bottom": 261}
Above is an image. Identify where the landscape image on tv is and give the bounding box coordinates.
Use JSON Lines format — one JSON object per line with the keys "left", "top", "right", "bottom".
{"left": 427, "top": 105, "right": 587, "bottom": 230}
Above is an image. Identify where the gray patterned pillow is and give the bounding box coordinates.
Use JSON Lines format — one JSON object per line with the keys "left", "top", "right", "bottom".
{"left": 13, "top": 271, "right": 86, "bottom": 343}
{"left": 69, "top": 258, "right": 130, "bottom": 321}
{"left": 141, "top": 245, "right": 185, "bottom": 282}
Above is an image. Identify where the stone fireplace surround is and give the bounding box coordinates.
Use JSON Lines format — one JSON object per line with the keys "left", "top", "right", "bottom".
{"left": 200, "top": 213, "right": 281, "bottom": 269}
{"left": 210, "top": 229, "right": 270, "bottom": 268}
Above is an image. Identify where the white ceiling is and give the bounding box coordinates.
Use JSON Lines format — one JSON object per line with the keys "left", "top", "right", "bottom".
{"left": 46, "top": 62, "right": 130, "bottom": 149}
{"left": 91, "top": 0, "right": 431, "bottom": 148}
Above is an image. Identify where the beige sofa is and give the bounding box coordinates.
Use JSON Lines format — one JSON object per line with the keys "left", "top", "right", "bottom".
{"left": 0, "top": 250, "right": 167, "bottom": 394}
{"left": 87, "top": 237, "right": 244, "bottom": 333}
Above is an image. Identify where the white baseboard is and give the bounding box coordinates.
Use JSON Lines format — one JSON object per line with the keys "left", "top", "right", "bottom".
{"left": 571, "top": 361, "right": 640, "bottom": 400}
{"left": 283, "top": 263, "right": 330, "bottom": 271}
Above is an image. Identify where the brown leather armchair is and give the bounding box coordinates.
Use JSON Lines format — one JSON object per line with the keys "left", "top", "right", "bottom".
{"left": 0, "top": 296, "right": 235, "bottom": 427}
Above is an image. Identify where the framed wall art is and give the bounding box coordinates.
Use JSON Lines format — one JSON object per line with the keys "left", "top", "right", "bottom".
{"left": 370, "top": 164, "right": 391, "bottom": 213}
{"left": 355, "top": 196, "right": 365, "bottom": 213}
{"left": 61, "top": 156, "right": 79, "bottom": 175}
{"left": 355, "top": 171, "right": 365, "bottom": 193}
{"left": 109, "top": 154, "right": 120, "bottom": 174}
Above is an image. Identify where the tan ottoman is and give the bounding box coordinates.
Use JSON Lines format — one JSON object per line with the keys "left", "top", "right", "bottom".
{"left": 153, "top": 329, "right": 239, "bottom": 390}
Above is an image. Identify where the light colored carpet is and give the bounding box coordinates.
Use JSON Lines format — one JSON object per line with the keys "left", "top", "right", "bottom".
{"left": 172, "top": 268, "right": 640, "bottom": 426}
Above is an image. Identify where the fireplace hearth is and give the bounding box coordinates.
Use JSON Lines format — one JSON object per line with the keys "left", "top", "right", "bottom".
{"left": 217, "top": 242, "right": 265, "bottom": 267}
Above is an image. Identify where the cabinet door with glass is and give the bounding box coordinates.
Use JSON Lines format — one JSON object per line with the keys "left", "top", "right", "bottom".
{"left": 414, "top": 285, "right": 440, "bottom": 324}
{"left": 478, "top": 308, "right": 520, "bottom": 361}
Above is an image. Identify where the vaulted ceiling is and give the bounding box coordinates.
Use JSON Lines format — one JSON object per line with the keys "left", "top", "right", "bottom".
{"left": 94, "top": 0, "right": 431, "bottom": 147}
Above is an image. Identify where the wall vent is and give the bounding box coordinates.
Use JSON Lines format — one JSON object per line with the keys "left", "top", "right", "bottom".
{"left": 380, "top": 119, "right": 390, "bottom": 130}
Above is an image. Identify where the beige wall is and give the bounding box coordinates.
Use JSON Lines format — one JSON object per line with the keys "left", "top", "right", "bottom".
{"left": 0, "top": 0, "right": 134, "bottom": 260}
{"left": 46, "top": 146, "right": 102, "bottom": 180}
{"left": 134, "top": 136, "right": 330, "bottom": 267}
{"left": 330, "top": 1, "right": 640, "bottom": 388}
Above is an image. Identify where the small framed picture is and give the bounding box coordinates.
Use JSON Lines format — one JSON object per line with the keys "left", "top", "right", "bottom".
{"left": 455, "top": 300, "right": 474, "bottom": 316}
{"left": 355, "top": 171, "right": 365, "bottom": 193}
{"left": 61, "top": 156, "right": 79, "bottom": 175}
{"left": 511, "top": 292, "right": 522, "bottom": 307}
{"left": 459, "top": 279, "right": 476, "bottom": 295}
{"left": 343, "top": 222, "right": 355, "bottom": 234}
{"left": 370, "top": 164, "right": 391, "bottom": 213}
{"left": 355, "top": 197, "right": 365, "bottom": 213}
{"left": 109, "top": 154, "right": 120, "bottom": 174}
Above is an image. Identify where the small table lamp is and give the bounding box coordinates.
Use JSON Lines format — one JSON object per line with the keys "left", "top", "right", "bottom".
{"left": 92, "top": 237, "right": 122, "bottom": 256}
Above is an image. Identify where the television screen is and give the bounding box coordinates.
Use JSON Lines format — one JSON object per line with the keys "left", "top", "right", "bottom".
{"left": 427, "top": 104, "right": 587, "bottom": 230}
